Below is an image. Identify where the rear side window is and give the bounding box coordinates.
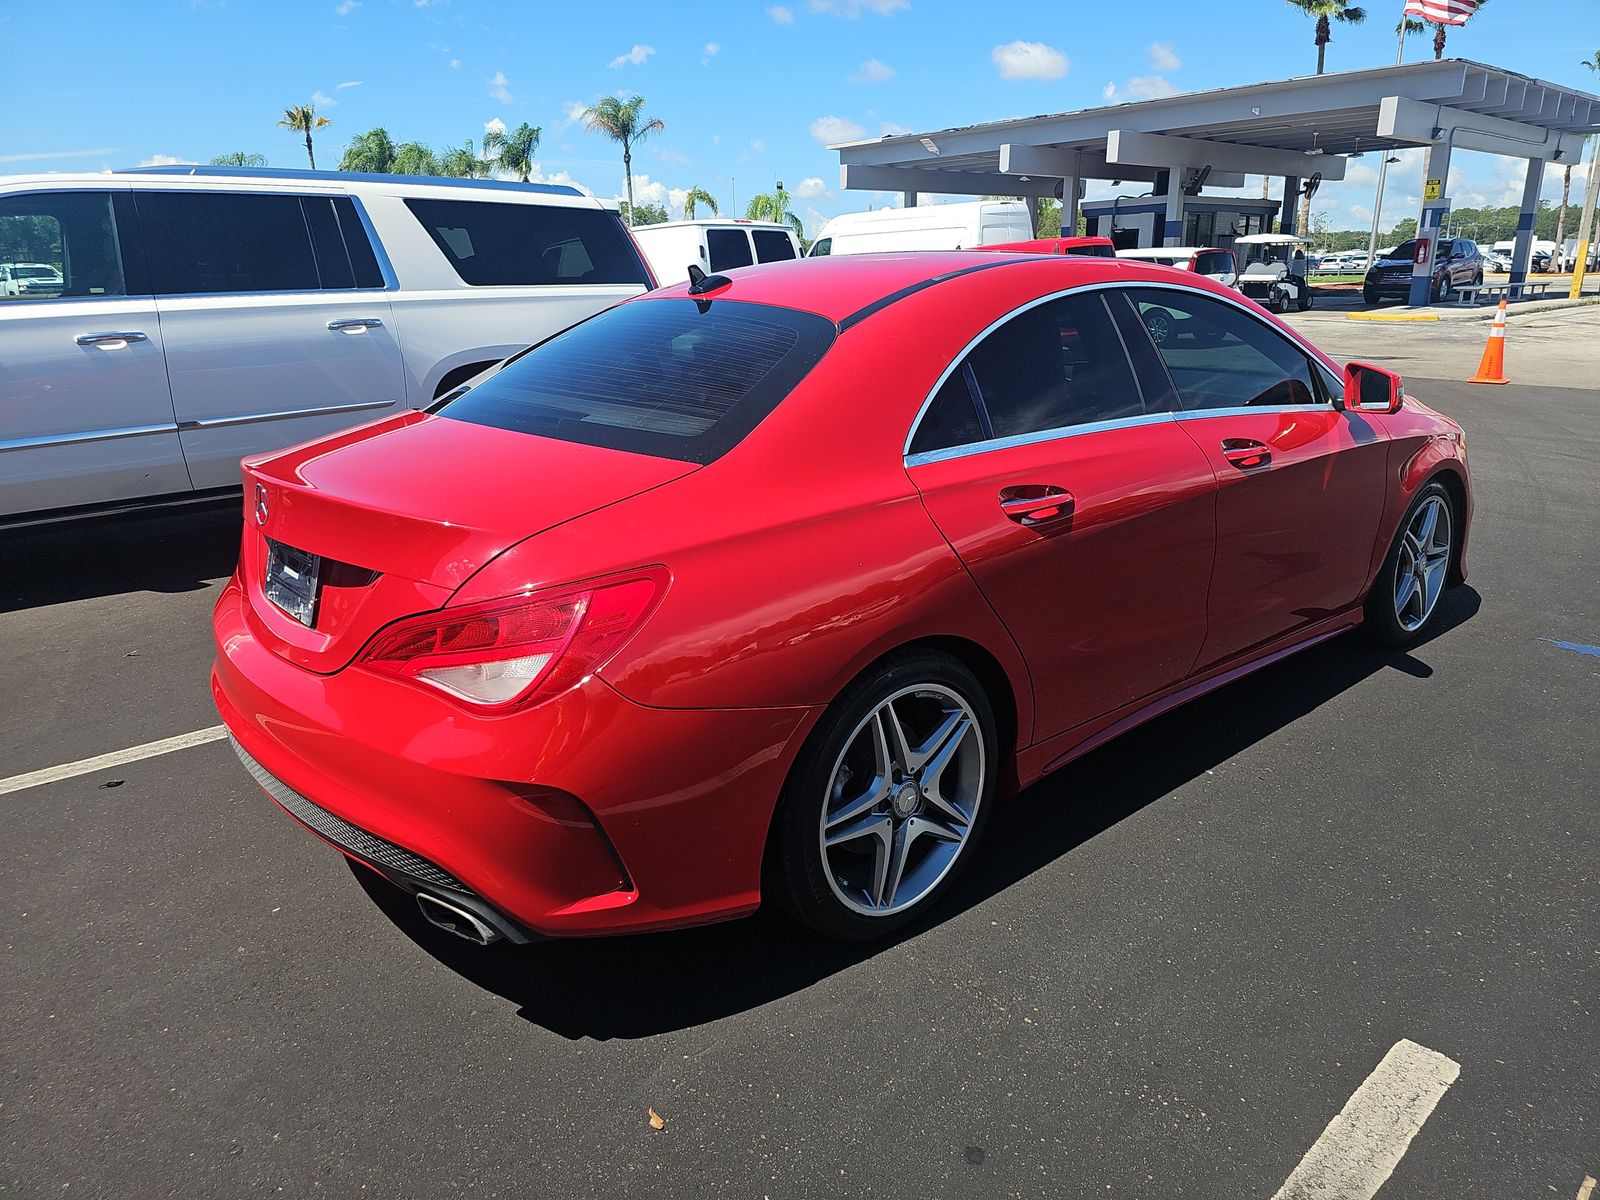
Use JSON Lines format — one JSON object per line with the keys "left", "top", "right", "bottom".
{"left": 404, "top": 198, "right": 649, "bottom": 286}
{"left": 706, "top": 228, "right": 754, "bottom": 271}
{"left": 137, "top": 192, "right": 320, "bottom": 294}
{"left": 0, "top": 191, "right": 133, "bottom": 300}
{"left": 752, "top": 229, "right": 797, "bottom": 263}
{"left": 909, "top": 293, "right": 1145, "bottom": 455}
{"left": 438, "top": 299, "right": 836, "bottom": 464}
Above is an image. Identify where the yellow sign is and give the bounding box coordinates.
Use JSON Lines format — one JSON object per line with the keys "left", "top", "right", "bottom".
{"left": 1424, "top": 178, "right": 1443, "bottom": 201}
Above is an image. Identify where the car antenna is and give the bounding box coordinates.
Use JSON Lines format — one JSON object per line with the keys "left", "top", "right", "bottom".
{"left": 686, "top": 264, "right": 733, "bottom": 311}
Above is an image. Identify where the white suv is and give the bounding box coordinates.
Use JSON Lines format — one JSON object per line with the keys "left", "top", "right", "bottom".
{"left": 0, "top": 167, "right": 654, "bottom": 523}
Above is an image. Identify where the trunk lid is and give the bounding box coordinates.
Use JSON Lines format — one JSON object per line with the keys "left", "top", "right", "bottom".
{"left": 240, "top": 411, "right": 697, "bottom": 673}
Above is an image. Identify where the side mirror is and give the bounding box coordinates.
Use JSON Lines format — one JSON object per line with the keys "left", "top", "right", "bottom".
{"left": 1341, "top": 361, "right": 1404, "bottom": 414}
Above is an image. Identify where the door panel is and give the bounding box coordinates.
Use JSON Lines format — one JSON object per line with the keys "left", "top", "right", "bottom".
{"left": 911, "top": 420, "right": 1217, "bottom": 740}
{"left": 1180, "top": 408, "right": 1388, "bottom": 668}
{"left": 1, "top": 298, "right": 187, "bottom": 515}
{"left": 156, "top": 292, "right": 405, "bottom": 489}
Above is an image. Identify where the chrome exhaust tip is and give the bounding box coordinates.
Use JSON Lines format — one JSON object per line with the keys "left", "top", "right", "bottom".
{"left": 416, "top": 892, "right": 502, "bottom": 945}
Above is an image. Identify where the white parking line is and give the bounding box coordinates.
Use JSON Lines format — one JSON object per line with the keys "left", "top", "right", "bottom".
{"left": 0, "top": 725, "right": 228, "bottom": 796}
{"left": 1270, "top": 1039, "right": 1460, "bottom": 1200}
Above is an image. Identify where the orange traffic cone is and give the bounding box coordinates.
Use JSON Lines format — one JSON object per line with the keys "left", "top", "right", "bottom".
{"left": 1468, "top": 299, "right": 1510, "bottom": 385}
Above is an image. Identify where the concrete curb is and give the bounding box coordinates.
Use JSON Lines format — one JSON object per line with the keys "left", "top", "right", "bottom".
{"left": 1344, "top": 295, "right": 1600, "bottom": 322}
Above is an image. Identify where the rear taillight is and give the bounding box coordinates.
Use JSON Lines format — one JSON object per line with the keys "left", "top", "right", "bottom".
{"left": 356, "top": 568, "right": 668, "bottom": 710}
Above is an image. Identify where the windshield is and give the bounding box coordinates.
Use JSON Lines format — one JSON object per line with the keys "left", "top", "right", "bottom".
{"left": 1386, "top": 241, "right": 1417, "bottom": 261}
{"left": 437, "top": 298, "right": 836, "bottom": 464}
{"left": 17, "top": 266, "right": 58, "bottom": 278}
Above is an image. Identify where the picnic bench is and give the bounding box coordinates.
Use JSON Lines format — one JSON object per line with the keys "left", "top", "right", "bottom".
{"left": 1452, "top": 280, "right": 1555, "bottom": 306}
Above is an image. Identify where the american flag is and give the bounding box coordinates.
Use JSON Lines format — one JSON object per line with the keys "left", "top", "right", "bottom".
{"left": 1403, "top": 0, "right": 1479, "bottom": 24}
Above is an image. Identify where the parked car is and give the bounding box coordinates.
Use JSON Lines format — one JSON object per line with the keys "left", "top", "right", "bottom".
{"left": 0, "top": 262, "right": 65, "bottom": 296}
{"left": 1363, "top": 236, "right": 1483, "bottom": 304}
{"left": 807, "top": 200, "right": 1032, "bottom": 256}
{"left": 214, "top": 252, "right": 1472, "bottom": 945}
{"left": 0, "top": 166, "right": 654, "bottom": 524}
{"left": 629, "top": 218, "right": 801, "bottom": 285}
{"left": 984, "top": 236, "right": 1116, "bottom": 257}
{"left": 1116, "top": 245, "right": 1238, "bottom": 288}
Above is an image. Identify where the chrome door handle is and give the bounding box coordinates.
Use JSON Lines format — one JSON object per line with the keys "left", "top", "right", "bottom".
{"left": 327, "top": 318, "right": 383, "bottom": 333}
{"left": 999, "top": 485, "right": 1075, "bottom": 526}
{"left": 75, "top": 331, "right": 149, "bottom": 347}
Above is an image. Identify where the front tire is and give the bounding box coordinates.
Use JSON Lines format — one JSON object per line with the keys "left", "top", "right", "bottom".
{"left": 1367, "top": 481, "right": 1456, "bottom": 647}
{"left": 767, "top": 650, "right": 997, "bottom": 940}
{"left": 1363, "top": 285, "right": 1380, "bottom": 305}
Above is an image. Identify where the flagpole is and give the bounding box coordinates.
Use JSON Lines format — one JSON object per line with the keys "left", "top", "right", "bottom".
{"left": 1366, "top": 6, "right": 1410, "bottom": 268}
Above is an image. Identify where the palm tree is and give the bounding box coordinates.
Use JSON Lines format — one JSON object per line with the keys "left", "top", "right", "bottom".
{"left": 582, "top": 95, "right": 665, "bottom": 226}
{"left": 1285, "top": 0, "right": 1367, "bottom": 74}
{"left": 210, "top": 152, "right": 267, "bottom": 167}
{"left": 484, "top": 122, "right": 541, "bottom": 183}
{"left": 745, "top": 189, "right": 803, "bottom": 238}
{"left": 392, "top": 142, "right": 441, "bottom": 176}
{"left": 440, "top": 140, "right": 489, "bottom": 178}
{"left": 340, "top": 127, "right": 396, "bottom": 174}
{"left": 682, "top": 187, "right": 719, "bottom": 218}
{"left": 277, "top": 103, "right": 332, "bottom": 170}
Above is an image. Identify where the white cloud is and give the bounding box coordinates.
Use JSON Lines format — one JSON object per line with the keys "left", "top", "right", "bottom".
{"left": 413, "top": 0, "right": 446, "bottom": 7}
{"left": 333, "top": 0, "right": 358, "bottom": 14}
{"left": 751, "top": 138, "right": 766, "bottom": 154}
{"left": 621, "top": 172, "right": 670, "bottom": 210}
{"left": 712, "top": 133, "right": 721, "bottom": 145}
{"left": 810, "top": 114, "right": 866, "bottom": 144}
{"left": 657, "top": 146, "right": 692, "bottom": 165}
{"left": 488, "top": 70, "right": 512, "bottom": 103}
{"left": 0, "top": 146, "right": 121, "bottom": 164}
{"left": 992, "top": 40, "right": 1068, "bottom": 81}
{"left": 609, "top": 43, "right": 655, "bottom": 68}
{"left": 559, "top": 100, "right": 589, "bottom": 129}
{"left": 702, "top": 42, "right": 720, "bottom": 64}
{"left": 767, "top": 5, "right": 794, "bottom": 23}
{"left": 810, "top": 0, "right": 908, "bottom": 14}
{"left": 1148, "top": 41, "right": 1180, "bottom": 72}
{"left": 311, "top": 89, "right": 336, "bottom": 108}
{"left": 484, "top": 117, "right": 507, "bottom": 137}
{"left": 140, "top": 154, "right": 195, "bottom": 167}
{"left": 794, "top": 176, "right": 830, "bottom": 199}
{"left": 449, "top": 58, "right": 460, "bottom": 69}
{"left": 1102, "top": 75, "right": 1178, "bottom": 102}
{"left": 880, "top": 120, "right": 911, "bottom": 135}
{"left": 668, "top": 187, "right": 690, "bottom": 215}
{"left": 336, "top": 80, "right": 362, "bottom": 89}
{"left": 851, "top": 58, "right": 895, "bottom": 83}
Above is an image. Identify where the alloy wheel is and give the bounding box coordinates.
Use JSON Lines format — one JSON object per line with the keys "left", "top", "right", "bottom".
{"left": 1393, "top": 495, "right": 1453, "bottom": 633}
{"left": 818, "top": 684, "right": 985, "bottom": 917}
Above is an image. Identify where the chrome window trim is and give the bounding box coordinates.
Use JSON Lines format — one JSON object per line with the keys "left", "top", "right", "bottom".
{"left": 0, "top": 423, "right": 178, "bottom": 453}
{"left": 1173, "top": 402, "right": 1335, "bottom": 422}
{"left": 906, "top": 411, "right": 1179, "bottom": 468}
{"left": 175, "top": 398, "right": 395, "bottom": 432}
{"left": 901, "top": 278, "right": 1345, "bottom": 463}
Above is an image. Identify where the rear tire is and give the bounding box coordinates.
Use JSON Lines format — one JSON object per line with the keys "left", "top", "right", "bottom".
{"left": 1367, "top": 481, "right": 1456, "bottom": 647}
{"left": 767, "top": 650, "right": 997, "bottom": 941}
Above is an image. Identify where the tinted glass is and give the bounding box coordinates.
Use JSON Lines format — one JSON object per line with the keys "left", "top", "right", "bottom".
{"left": 137, "top": 191, "right": 318, "bottom": 295}
{"left": 909, "top": 369, "right": 986, "bottom": 456}
{"left": 809, "top": 238, "right": 832, "bottom": 258}
{"left": 1127, "top": 288, "right": 1319, "bottom": 411}
{"left": 0, "top": 191, "right": 126, "bottom": 301}
{"left": 1194, "top": 251, "right": 1233, "bottom": 276}
{"left": 336, "top": 198, "right": 385, "bottom": 287}
{"left": 752, "top": 229, "right": 797, "bottom": 263}
{"left": 439, "top": 299, "right": 835, "bottom": 464}
{"left": 706, "top": 228, "right": 754, "bottom": 271}
{"left": 1065, "top": 243, "right": 1115, "bottom": 257}
{"left": 404, "top": 198, "right": 649, "bottom": 286}
{"left": 1389, "top": 240, "right": 1417, "bottom": 261}
{"left": 302, "top": 196, "right": 354, "bottom": 290}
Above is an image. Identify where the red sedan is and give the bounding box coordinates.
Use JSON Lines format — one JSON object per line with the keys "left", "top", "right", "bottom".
{"left": 213, "top": 252, "right": 1472, "bottom": 944}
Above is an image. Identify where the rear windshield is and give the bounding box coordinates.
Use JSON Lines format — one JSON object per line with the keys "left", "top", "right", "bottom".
{"left": 437, "top": 298, "right": 836, "bottom": 464}
{"left": 404, "top": 198, "right": 650, "bottom": 286}
{"left": 1064, "top": 243, "right": 1114, "bottom": 258}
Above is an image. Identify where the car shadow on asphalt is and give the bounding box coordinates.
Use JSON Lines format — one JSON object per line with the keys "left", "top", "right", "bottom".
{"left": 0, "top": 503, "right": 242, "bottom": 613}
{"left": 354, "top": 584, "right": 1481, "bottom": 1041}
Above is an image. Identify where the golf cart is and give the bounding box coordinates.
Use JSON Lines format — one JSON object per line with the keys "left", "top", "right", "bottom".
{"left": 1234, "top": 232, "right": 1314, "bottom": 313}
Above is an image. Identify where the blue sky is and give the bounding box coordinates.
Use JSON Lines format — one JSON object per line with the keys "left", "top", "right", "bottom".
{"left": 2, "top": 0, "right": 1596, "bottom": 237}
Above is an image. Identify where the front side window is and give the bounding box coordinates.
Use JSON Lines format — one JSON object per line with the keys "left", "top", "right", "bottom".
{"left": 1125, "top": 288, "right": 1320, "bottom": 411}
{"left": 705, "top": 228, "right": 754, "bottom": 271}
{"left": 438, "top": 298, "right": 835, "bottom": 464}
{"left": 909, "top": 292, "right": 1146, "bottom": 455}
{"left": 752, "top": 229, "right": 797, "bottom": 263}
{"left": 0, "top": 191, "right": 127, "bottom": 301}
{"left": 404, "top": 198, "right": 649, "bottom": 286}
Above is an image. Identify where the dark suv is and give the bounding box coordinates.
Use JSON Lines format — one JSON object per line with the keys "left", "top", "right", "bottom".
{"left": 1363, "top": 237, "right": 1483, "bottom": 305}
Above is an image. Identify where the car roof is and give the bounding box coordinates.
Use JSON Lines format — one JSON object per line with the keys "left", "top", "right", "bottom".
{"left": 634, "top": 219, "right": 797, "bottom": 232}
{"left": 645, "top": 250, "right": 1150, "bottom": 325}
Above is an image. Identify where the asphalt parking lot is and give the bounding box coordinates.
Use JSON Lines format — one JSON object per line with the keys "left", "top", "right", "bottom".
{"left": 3, "top": 311, "right": 1597, "bottom": 1198}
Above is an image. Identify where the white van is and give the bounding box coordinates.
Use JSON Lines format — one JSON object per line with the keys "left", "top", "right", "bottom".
{"left": 807, "top": 200, "right": 1032, "bottom": 257}
{"left": 0, "top": 166, "right": 654, "bottom": 523}
{"left": 630, "top": 218, "right": 802, "bottom": 284}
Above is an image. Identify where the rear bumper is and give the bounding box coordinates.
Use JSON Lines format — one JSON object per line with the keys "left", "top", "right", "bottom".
{"left": 212, "top": 576, "right": 816, "bottom": 937}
